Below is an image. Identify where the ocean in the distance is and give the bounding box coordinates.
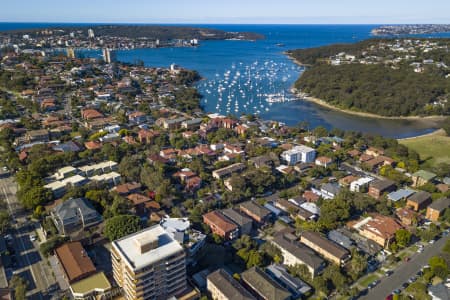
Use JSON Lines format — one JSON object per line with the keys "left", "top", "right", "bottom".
{"left": 2, "top": 23, "right": 449, "bottom": 138}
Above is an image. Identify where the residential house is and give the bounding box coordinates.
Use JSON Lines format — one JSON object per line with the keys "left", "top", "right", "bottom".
{"left": 241, "top": 267, "right": 291, "bottom": 300}
{"left": 25, "top": 129, "right": 49, "bottom": 143}
{"left": 207, "top": 269, "right": 256, "bottom": 300}
{"left": 51, "top": 198, "right": 102, "bottom": 236}
{"left": 271, "top": 232, "right": 325, "bottom": 278}
{"left": 368, "top": 179, "right": 397, "bottom": 199}
{"left": 315, "top": 156, "right": 333, "bottom": 168}
{"left": 320, "top": 183, "right": 341, "bottom": 199}
{"left": 350, "top": 177, "right": 373, "bottom": 193}
{"left": 203, "top": 211, "right": 239, "bottom": 240}
{"left": 396, "top": 207, "right": 419, "bottom": 226}
{"left": 426, "top": 198, "right": 450, "bottom": 221}
{"left": 406, "top": 191, "right": 432, "bottom": 212}
{"left": 113, "top": 182, "right": 142, "bottom": 196}
{"left": 128, "top": 111, "right": 147, "bottom": 124}
{"left": 162, "top": 117, "right": 185, "bottom": 130}
{"left": 412, "top": 170, "right": 437, "bottom": 187}
{"left": 81, "top": 109, "right": 103, "bottom": 120}
{"left": 365, "top": 147, "right": 384, "bottom": 157}
{"left": 387, "top": 189, "right": 415, "bottom": 202}
{"left": 266, "top": 264, "right": 312, "bottom": 299}
{"left": 239, "top": 201, "right": 272, "bottom": 224}
{"left": 300, "top": 231, "right": 350, "bottom": 266}
{"left": 212, "top": 163, "right": 246, "bottom": 180}
{"left": 327, "top": 229, "right": 355, "bottom": 250}
{"left": 221, "top": 208, "right": 253, "bottom": 236}
{"left": 181, "top": 118, "right": 203, "bottom": 130}
{"left": 55, "top": 242, "right": 97, "bottom": 284}
{"left": 352, "top": 215, "right": 403, "bottom": 248}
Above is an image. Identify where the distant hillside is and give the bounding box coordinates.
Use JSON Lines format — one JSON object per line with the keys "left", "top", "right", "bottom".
{"left": 2, "top": 25, "right": 264, "bottom": 41}
{"left": 288, "top": 39, "right": 450, "bottom": 117}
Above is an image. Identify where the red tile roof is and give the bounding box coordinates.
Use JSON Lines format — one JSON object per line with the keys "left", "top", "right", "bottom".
{"left": 55, "top": 242, "right": 96, "bottom": 283}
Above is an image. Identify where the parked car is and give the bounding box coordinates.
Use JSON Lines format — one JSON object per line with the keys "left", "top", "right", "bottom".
{"left": 29, "top": 234, "right": 37, "bottom": 242}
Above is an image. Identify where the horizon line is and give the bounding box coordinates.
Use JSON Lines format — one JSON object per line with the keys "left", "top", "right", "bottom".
{"left": 1, "top": 21, "right": 450, "bottom": 25}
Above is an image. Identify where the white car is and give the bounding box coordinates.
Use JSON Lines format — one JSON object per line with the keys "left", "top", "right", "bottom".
{"left": 29, "top": 234, "right": 37, "bottom": 242}
{"left": 429, "top": 239, "right": 435, "bottom": 244}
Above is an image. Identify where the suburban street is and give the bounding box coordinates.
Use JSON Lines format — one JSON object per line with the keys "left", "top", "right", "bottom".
{"left": 0, "top": 175, "right": 57, "bottom": 299}
{"left": 361, "top": 235, "right": 449, "bottom": 300}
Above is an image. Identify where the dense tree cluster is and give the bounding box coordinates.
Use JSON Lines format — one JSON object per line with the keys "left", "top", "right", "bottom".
{"left": 295, "top": 63, "right": 450, "bottom": 116}
{"left": 104, "top": 215, "right": 142, "bottom": 241}
{"left": 289, "top": 38, "right": 450, "bottom": 116}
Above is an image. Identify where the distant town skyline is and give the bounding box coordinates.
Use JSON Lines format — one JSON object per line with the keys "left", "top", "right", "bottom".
{"left": 1, "top": 0, "right": 450, "bottom": 24}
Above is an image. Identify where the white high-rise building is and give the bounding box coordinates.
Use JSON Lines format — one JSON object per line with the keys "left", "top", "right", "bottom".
{"left": 281, "top": 145, "right": 316, "bottom": 165}
{"left": 111, "top": 225, "right": 187, "bottom": 300}
{"left": 88, "top": 28, "right": 95, "bottom": 38}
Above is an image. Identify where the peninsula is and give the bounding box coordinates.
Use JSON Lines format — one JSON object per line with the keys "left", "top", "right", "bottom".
{"left": 372, "top": 24, "right": 450, "bottom": 36}
{"left": 0, "top": 25, "right": 264, "bottom": 51}
{"left": 287, "top": 38, "right": 450, "bottom": 117}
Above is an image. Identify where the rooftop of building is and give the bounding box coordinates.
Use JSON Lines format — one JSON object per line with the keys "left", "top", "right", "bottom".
{"left": 207, "top": 269, "right": 256, "bottom": 300}
{"left": 112, "top": 224, "right": 184, "bottom": 271}
{"left": 241, "top": 267, "right": 291, "bottom": 300}
{"left": 70, "top": 272, "right": 111, "bottom": 295}
{"left": 55, "top": 242, "right": 96, "bottom": 283}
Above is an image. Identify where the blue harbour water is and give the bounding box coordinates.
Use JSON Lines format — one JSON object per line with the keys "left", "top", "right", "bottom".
{"left": 2, "top": 23, "right": 450, "bottom": 138}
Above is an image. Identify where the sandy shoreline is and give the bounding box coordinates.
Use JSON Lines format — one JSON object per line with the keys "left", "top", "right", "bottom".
{"left": 299, "top": 95, "right": 448, "bottom": 121}
{"left": 397, "top": 128, "right": 446, "bottom": 141}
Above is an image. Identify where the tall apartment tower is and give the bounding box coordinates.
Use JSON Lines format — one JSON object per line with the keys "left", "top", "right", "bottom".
{"left": 88, "top": 28, "right": 95, "bottom": 38}
{"left": 102, "top": 48, "right": 115, "bottom": 64}
{"left": 111, "top": 225, "right": 187, "bottom": 300}
{"left": 66, "top": 47, "right": 75, "bottom": 59}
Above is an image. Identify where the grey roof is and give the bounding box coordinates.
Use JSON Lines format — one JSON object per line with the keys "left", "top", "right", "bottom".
{"left": 264, "top": 203, "right": 281, "bottom": 216}
{"left": 428, "top": 198, "right": 450, "bottom": 212}
{"left": 327, "top": 230, "right": 354, "bottom": 250}
{"left": 428, "top": 283, "right": 449, "bottom": 300}
{"left": 266, "top": 264, "right": 312, "bottom": 297}
{"left": 301, "top": 231, "right": 350, "bottom": 260}
{"left": 221, "top": 208, "right": 252, "bottom": 227}
{"left": 370, "top": 179, "right": 396, "bottom": 191}
{"left": 272, "top": 233, "right": 325, "bottom": 271}
{"left": 321, "top": 183, "right": 341, "bottom": 195}
{"left": 53, "top": 198, "right": 101, "bottom": 224}
{"left": 241, "top": 267, "right": 291, "bottom": 300}
{"left": 408, "top": 191, "right": 432, "bottom": 204}
{"left": 53, "top": 141, "right": 81, "bottom": 153}
{"left": 240, "top": 201, "right": 272, "bottom": 219}
{"left": 387, "top": 189, "right": 415, "bottom": 202}
{"left": 207, "top": 269, "right": 256, "bottom": 300}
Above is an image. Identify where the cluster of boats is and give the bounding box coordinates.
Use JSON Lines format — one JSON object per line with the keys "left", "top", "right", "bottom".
{"left": 198, "top": 59, "right": 302, "bottom": 115}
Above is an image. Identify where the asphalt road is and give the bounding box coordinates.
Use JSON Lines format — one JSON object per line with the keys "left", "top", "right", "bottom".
{"left": 0, "top": 176, "right": 56, "bottom": 299}
{"left": 361, "top": 235, "right": 449, "bottom": 300}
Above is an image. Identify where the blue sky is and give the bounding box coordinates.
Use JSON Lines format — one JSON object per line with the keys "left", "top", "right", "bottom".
{"left": 1, "top": 0, "right": 450, "bottom": 24}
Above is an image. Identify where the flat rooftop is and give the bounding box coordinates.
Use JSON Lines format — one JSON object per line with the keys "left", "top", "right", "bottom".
{"left": 112, "top": 224, "right": 184, "bottom": 271}
{"left": 70, "top": 272, "right": 111, "bottom": 295}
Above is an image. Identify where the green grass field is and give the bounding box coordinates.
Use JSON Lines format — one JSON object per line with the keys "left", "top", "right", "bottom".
{"left": 400, "top": 129, "right": 450, "bottom": 168}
